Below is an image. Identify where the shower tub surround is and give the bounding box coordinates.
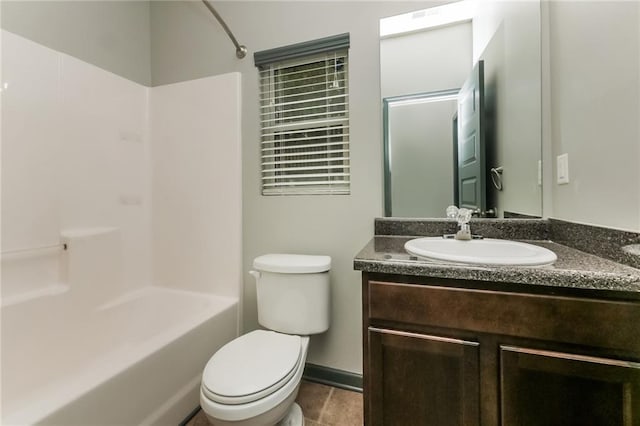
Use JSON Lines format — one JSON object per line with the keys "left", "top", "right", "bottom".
{"left": 1, "top": 31, "right": 242, "bottom": 424}
{"left": 1, "top": 232, "right": 240, "bottom": 426}
{"left": 3, "top": 271, "right": 237, "bottom": 425}
{"left": 2, "top": 229, "right": 238, "bottom": 425}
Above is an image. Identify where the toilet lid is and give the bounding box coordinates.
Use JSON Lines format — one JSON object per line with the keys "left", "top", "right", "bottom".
{"left": 253, "top": 254, "right": 331, "bottom": 273}
{"left": 202, "top": 330, "right": 302, "bottom": 405}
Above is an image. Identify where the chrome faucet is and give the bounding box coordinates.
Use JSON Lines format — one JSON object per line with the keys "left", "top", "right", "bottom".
{"left": 445, "top": 206, "right": 481, "bottom": 240}
{"left": 454, "top": 208, "right": 473, "bottom": 240}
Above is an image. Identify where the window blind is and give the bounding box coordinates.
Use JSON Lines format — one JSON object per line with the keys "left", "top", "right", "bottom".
{"left": 257, "top": 44, "right": 350, "bottom": 195}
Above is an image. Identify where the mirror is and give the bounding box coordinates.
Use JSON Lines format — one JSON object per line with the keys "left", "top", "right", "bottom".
{"left": 381, "top": 0, "right": 542, "bottom": 218}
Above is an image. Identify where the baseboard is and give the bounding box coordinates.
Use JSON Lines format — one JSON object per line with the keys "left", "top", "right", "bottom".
{"left": 178, "top": 406, "right": 201, "bottom": 426}
{"left": 303, "top": 363, "right": 363, "bottom": 393}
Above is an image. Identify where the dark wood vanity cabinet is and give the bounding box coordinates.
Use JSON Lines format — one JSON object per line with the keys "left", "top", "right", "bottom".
{"left": 362, "top": 273, "right": 640, "bottom": 426}
{"left": 500, "top": 345, "right": 640, "bottom": 425}
{"left": 368, "top": 328, "right": 480, "bottom": 426}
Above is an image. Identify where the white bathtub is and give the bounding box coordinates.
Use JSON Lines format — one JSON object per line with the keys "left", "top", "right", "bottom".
{"left": 1, "top": 286, "right": 238, "bottom": 425}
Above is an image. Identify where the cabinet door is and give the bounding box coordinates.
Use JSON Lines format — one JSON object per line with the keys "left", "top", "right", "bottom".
{"left": 368, "top": 327, "right": 480, "bottom": 426}
{"left": 501, "top": 345, "right": 640, "bottom": 426}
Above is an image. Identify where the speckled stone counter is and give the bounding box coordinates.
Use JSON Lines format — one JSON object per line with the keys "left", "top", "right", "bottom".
{"left": 549, "top": 219, "right": 640, "bottom": 269}
{"left": 354, "top": 219, "right": 640, "bottom": 296}
{"left": 375, "top": 218, "right": 550, "bottom": 240}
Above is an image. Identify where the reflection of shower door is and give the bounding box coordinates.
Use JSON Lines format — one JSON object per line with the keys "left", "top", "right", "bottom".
{"left": 457, "top": 60, "right": 486, "bottom": 213}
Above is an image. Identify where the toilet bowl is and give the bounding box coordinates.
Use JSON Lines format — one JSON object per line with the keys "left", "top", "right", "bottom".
{"left": 200, "top": 254, "right": 331, "bottom": 426}
{"left": 200, "top": 330, "right": 309, "bottom": 426}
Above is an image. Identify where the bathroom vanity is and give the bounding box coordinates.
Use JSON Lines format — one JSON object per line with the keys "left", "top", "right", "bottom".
{"left": 354, "top": 219, "right": 640, "bottom": 426}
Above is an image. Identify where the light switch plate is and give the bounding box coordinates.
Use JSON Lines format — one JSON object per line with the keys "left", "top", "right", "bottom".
{"left": 557, "top": 153, "right": 569, "bottom": 184}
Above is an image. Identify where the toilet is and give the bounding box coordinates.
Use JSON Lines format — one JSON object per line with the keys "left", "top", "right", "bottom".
{"left": 200, "top": 254, "right": 331, "bottom": 426}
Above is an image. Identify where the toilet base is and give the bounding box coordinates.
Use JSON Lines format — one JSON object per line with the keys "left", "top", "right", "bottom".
{"left": 201, "top": 385, "right": 303, "bottom": 426}
{"left": 277, "top": 403, "right": 303, "bottom": 426}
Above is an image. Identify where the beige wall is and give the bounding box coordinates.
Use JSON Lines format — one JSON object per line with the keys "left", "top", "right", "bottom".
{"left": 1, "top": 1, "right": 151, "bottom": 86}
{"left": 544, "top": 1, "right": 640, "bottom": 231}
{"left": 150, "top": 1, "right": 446, "bottom": 373}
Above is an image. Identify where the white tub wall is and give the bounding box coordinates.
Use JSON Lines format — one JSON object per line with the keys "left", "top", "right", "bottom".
{"left": 2, "top": 29, "right": 243, "bottom": 301}
{"left": 150, "top": 72, "right": 242, "bottom": 301}
{"left": 62, "top": 228, "right": 124, "bottom": 307}
{"left": 1, "top": 30, "right": 152, "bottom": 298}
{"left": 1, "top": 30, "right": 62, "bottom": 273}
{"left": 57, "top": 49, "right": 151, "bottom": 291}
{"left": 0, "top": 251, "right": 65, "bottom": 304}
{"left": 1, "top": 29, "right": 65, "bottom": 301}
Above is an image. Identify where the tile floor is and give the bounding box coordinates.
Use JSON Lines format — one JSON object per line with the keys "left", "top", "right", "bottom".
{"left": 187, "top": 380, "right": 363, "bottom": 426}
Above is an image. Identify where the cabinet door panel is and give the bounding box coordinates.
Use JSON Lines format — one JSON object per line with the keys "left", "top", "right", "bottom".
{"left": 501, "top": 345, "right": 640, "bottom": 426}
{"left": 368, "top": 328, "right": 479, "bottom": 426}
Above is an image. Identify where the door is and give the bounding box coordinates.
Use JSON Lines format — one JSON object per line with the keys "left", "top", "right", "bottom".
{"left": 456, "top": 60, "right": 485, "bottom": 212}
{"left": 368, "top": 328, "right": 480, "bottom": 426}
{"left": 501, "top": 345, "right": 640, "bottom": 426}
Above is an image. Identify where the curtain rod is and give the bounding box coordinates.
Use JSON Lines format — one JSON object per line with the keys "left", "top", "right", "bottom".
{"left": 201, "top": 0, "right": 247, "bottom": 59}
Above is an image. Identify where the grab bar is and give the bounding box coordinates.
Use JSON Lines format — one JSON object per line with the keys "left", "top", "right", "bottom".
{"left": 1, "top": 243, "right": 67, "bottom": 256}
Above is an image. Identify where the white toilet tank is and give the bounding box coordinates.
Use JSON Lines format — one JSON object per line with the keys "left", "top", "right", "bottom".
{"left": 251, "top": 254, "right": 331, "bottom": 335}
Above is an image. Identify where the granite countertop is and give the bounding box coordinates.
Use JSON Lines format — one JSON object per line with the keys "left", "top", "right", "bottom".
{"left": 354, "top": 236, "right": 640, "bottom": 294}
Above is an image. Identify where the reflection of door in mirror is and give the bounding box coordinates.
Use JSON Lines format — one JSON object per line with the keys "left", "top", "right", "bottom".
{"left": 380, "top": 0, "right": 543, "bottom": 219}
{"left": 381, "top": 17, "right": 472, "bottom": 217}
{"left": 457, "top": 60, "right": 487, "bottom": 215}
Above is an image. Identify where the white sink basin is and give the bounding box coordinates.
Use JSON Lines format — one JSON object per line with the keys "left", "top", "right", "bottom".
{"left": 404, "top": 237, "right": 557, "bottom": 267}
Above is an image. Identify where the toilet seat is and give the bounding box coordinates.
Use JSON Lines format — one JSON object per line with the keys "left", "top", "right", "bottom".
{"left": 202, "top": 330, "right": 302, "bottom": 405}
{"left": 200, "top": 335, "right": 310, "bottom": 423}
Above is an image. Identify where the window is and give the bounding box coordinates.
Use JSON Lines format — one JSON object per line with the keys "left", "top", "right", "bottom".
{"left": 255, "top": 34, "right": 350, "bottom": 195}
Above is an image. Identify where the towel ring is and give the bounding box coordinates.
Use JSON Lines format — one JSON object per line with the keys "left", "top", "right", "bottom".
{"left": 490, "top": 167, "right": 504, "bottom": 191}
